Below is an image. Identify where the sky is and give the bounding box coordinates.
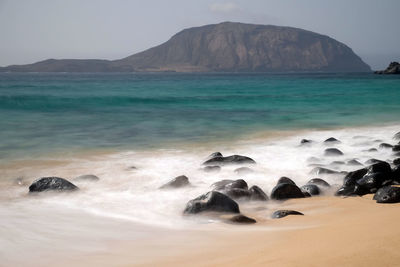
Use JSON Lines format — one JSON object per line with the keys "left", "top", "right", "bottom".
{"left": 0, "top": 0, "right": 399, "bottom": 70}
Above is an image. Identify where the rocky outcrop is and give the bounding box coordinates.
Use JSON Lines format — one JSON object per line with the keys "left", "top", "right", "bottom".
{"left": 374, "top": 62, "right": 400, "bottom": 74}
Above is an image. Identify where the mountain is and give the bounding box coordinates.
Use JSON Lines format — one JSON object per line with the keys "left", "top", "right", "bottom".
{"left": 0, "top": 22, "right": 371, "bottom": 72}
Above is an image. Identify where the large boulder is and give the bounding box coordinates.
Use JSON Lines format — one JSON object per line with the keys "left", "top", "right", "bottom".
{"left": 183, "top": 191, "right": 240, "bottom": 214}
{"left": 373, "top": 186, "right": 400, "bottom": 203}
{"left": 29, "top": 177, "right": 79, "bottom": 193}
{"left": 271, "top": 183, "right": 304, "bottom": 200}
{"left": 160, "top": 175, "right": 190, "bottom": 189}
{"left": 203, "top": 155, "right": 256, "bottom": 166}
{"left": 249, "top": 185, "right": 269, "bottom": 201}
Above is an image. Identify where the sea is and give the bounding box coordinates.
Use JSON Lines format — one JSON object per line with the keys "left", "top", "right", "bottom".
{"left": 0, "top": 72, "right": 399, "bottom": 265}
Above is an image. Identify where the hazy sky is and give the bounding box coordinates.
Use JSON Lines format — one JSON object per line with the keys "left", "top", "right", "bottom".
{"left": 0, "top": 0, "right": 399, "bottom": 69}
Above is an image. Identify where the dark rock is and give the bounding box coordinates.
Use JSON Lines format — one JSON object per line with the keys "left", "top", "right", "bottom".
{"left": 347, "top": 159, "right": 363, "bottom": 166}
{"left": 324, "top": 148, "right": 344, "bottom": 156}
{"left": 379, "top": 143, "right": 393, "bottom": 149}
{"left": 393, "top": 152, "right": 400, "bottom": 157}
{"left": 207, "top": 152, "right": 223, "bottom": 159}
{"left": 373, "top": 186, "right": 400, "bottom": 203}
{"left": 331, "top": 161, "right": 345, "bottom": 165}
{"left": 392, "top": 166, "right": 400, "bottom": 182}
{"left": 367, "top": 148, "right": 378, "bottom": 152}
{"left": 301, "top": 184, "right": 320, "bottom": 196}
{"left": 211, "top": 179, "right": 234, "bottom": 189}
{"left": 271, "top": 210, "right": 304, "bottom": 219}
{"left": 324, "top": 137, "right": 341, "bottom": 143}
{"left": 364, "top": 158, "right": 385, "bottom": 165}
{"left": 183, "top": 191, "right": 240, "bottom": 214}
{"left": 310, "top": 167, "right": 340, "bottom": 175}
{"left": 394, "top": 158, "right": 400, "bottom": 166}
{"left": 203, "top": 155, "right": 256, "bottom": 166}
{"left": 271, "top": 183, "right": 304, "bottom": 200}
{"left": 367, "top": 161, "right": 392, "bottom": 174}
{"left": 277, "top": 176, "right": 296, "bottom": 186}
{"left": 29, "top": 177, "right": 79, "bottom": 193}
{"left": 343, "top": 168, "right": 368, "bottom": 186}
{"left": 300, "top": 139, "right": 312, "bottom": 145}
{"left": 226, "top": 214, "right": 256, "bottom": 224}
{"left": 249, "top": 185, "right": 268, "bottom": 201}
{"left": 213, "top": 179, "right": 248, "bottom": 190}
{"left": 222, "top": 188, "right": 251, "bottom": 200}
{"left": 74, "top": 174, "right": 100, "bottom": 182}
{"left": 234, "top": 167, "right": 254, "bottom": 175}
{"left": 392, "top": 145, "right": 400, "bottom": 152}
{"left": 335, "top": 184, "right": 369, "bottom": 197}
{"left": 202, "top": 166, "right": 221, "bottom": 173}
{"left": 160, "top": 175, "right": 190, "bottom": 189}
{"left": 307, "top": 178, "right": 330, "bottom": 187}
{"left": 374, "top": 62, "right": 400, "bottom": 74}
{"left": 394, "top": 131, "right": 400, "bottom": 140}
{"left": 303, "top": 191, "right": 312, "bottom": 197}
{"left": 356, "top": 172, "right": 388, "bottom": 192}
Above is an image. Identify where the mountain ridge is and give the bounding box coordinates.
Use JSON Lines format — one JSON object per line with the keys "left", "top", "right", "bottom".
{"left": 0, "top": 22, "right": 371, "bottom": 72}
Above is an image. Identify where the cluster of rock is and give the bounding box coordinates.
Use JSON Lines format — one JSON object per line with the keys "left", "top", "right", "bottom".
{"left": 374, "top": 62, "right": 400, "bottom": 74}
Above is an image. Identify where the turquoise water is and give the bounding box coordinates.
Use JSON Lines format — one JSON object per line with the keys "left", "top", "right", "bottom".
{"left": 0, "top": 72, "right": 399, "bottom": 161}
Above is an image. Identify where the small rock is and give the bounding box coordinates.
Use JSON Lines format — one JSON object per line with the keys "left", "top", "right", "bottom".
{"left": 213, "top": 179, "right": 248, "bottom": 190}
{"left": 331, "top": 161, "right": 345, "bottom": 165}
{"left": 366, "top": 148, "right": 378, "bottom": 152}
{"left": 394, "top": 132, "right": 400, "bottom": 140}
{"left": 271, "top": 210, "right": 304, "bottom": 219}
{"left": 393, "top": 158, "right": 400, "bottom": 166}
{"left": 310, "top": 167, "right": 340, "bottom": 175}
{"left": 225, "top": 214, "right": 256, "bottom": 224}
{"left": 207, "top": 152, "right": 223, "bottom": 159}
{"left": 301, "top": 184, "right": 320, "bottom": 195}
{"left": 160, "top": 175, "right": 190, "bottom": 189}
{"left": 324, "top": 137, "right": 341, "bottom": 143}
{"left": 324, "top": 148, "right": 344, "bottom": 156}
{"left": 300, "top": 139, "right": 312, "bottom": 145}
{"left": 202, "top": 166, "right": 221, "bottom": 173}
{"left": 74, "top": 174, "right": 100, "bottom": 182}
{"left": 249, "top": 185, "right": 268, "bottom": 201}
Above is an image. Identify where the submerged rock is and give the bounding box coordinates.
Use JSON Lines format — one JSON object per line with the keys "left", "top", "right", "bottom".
{"left": 364, "top": 158, "right": 385, "bottom": 165}
{"left": 225, "top": 214, "right": 256, "bottom": 224}
{"left": 271, "top": 210, "right": 304, "bottom": 219}
{"left": 160, "top": 175, "right": 190, "bottom": 189}
{"left": 307, "top": 178, "right": 330, "bottom": 187}
{"left": 29, "top": 177, "right": 79, "bottom": 193}
{"left": 214, "top": 179, "right": 248, "bottom": 191}
{"left": 347, "top": 159, "right": 363, "bottom": 166}
{"left": 379, "top": 143, "right": 393, "bottom": 149}
{"left": 394, "top": 131, "right": 400, "bottom": 140}
{"left": 373, "top": 186, "right": 400, "bottom": 203}
{"left": 202, "top": 166, "right": 221, "bottom": 173}
{"left": 301, "top": 184, "right": 320, "bottom": 196}
{"left": 324, "top": 137, "right": 341, "bottom": 144}
{"left": 300, "top": 139, "right": 313, "bottom": 145}
{"left": 203, "top": 154, "right": 256, "bottom": 166}
{"left": 74, "top": 174, "right": 100, "bottom": 182}
{"left": 310, "top": 167, "right": 340, "bottom": 175}
{"left": 271, "top": 183, "right": 304, "bottom": 200}
{"left": 234, "top": 167, "right": 254, "bottom": 175}
{"left": 183, "top": 191, "right": 240, "bottom": 214}
{"left": 393, "top": 145, "right": 400, "bottom": 152}
{"left": 211, "top": 179, "right": 234, "bottom": 189}
{"left": 324, "top": 148, "right": 344, "bottom": 156}
{"left": 249, "top": 185, "right": 269, "bottom": 201}
{"left": 207, "top": 152, "right": 223, "bottom": 160}
{"left": 277, "top": 176, "right": 296, "bottom": 186}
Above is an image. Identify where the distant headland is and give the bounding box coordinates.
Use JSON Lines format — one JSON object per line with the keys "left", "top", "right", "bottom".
{"left": 0, "top": 22, "right": 371, "bottom": 73}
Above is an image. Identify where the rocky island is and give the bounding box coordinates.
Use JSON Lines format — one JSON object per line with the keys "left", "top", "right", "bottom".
{"left": 374, "top": 61, "right": 400, "bottom": 74}
{"left": 0, "top": 22, "right": 371, "bottom": 73}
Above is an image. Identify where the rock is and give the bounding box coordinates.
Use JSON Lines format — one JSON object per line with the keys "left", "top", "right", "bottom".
{"left": 392, "top": 166, "right": 400, "bottom": 182}
{"left": 271, "top": 183, "right": 304, "bottom": 200}
{"left": 335, "top": 184, "right": 369, "bottom": 197}
{"left": 367, "top": 148, "right": 378, "bottom": 152}
{"left": 324, "top": 148, "right": 344, "bottom": 156}
{"left": 249, "top": 185, "right": 268, "bottom": 201}
{"left": 213, "top": 179, "right": 248, "bottom": 190}
{"left": 394, "top": 131, "right": 400, "bottom": 140}
{"left": 324, "top": 137, "right": 341, "bottom": 143}
{"left": 356, "top": 172, "right": 388, "bottom": 192}
{"left": 202, "top": 166, "right": 221, "bottom": 173}
{"left": 307, "top": 178, "right": 330, "bottom": 187}
{"left": 347, "top": 159, "right": 363, "bottom": 166}
{"left": 225, "top": 214, "right": 256, "bottom": 224}
{"left": 222, "top": 188, "right": 251, "bottom": 200}
{"left": 29, "top": 177, "right": 79, "bottom": 193}
{"left": 160, "top": 175, "right": 190, "bottom": 189}
{"left": 310, "top": 167, "right": 340, "bottom": 175}
{"left": 373, "top": 186, "right": 400, "bottom": 203}
{"left": 211, "top": 179, "right": 234, "bottom": 189}
{"left": 74, "top": 174, "right": 100, "bottom": 182}
{"left": 367, "top": 161, "right": 392, "bottom": 174}
{"left": 364, "top": 158, "right": 385, "bottom": 165}
{"left": 393, "top": 152, "right": 400, "bottom": 157}
{"left": 393, "top": 158, "right": 400, "bottom": 166}
{"left": 277, "top": 176, "right": 296, "bottom": 185}
{"left": 234, "top": 167, "right": 254, "bottom": 175}
{"left": 300, "top": 139, "right": 312, "bottom": 145}
{"left": 183, "top": 191, "right": 240, "bottom": 214}
{"left": 207, "top": 152, "right": 223, "bottom": 159}
{"left": 271, "top": 210, "right": 304, "bottom": 219}
{"left": 203, "top": 155, "right": 256, "bottom": 166}
{"left": 301, "top": 184, "right": 320, "bottom": 195}
{"left": 374, "top": 62, "right": 400, "bottom": 74}
{"left": 379, "top": 143, "right": 393, "bottom": 149}
{"left": 392, "top": 145, "right": 400, "bottom": 152}
{"left": 343, "top": 168, "right": 368, "bottom": 186}
{"left": 306, "top": 157, "right": 321, "bottom": 163}
{"left": 331, "top": 161, "right": 345, "bottom": 165}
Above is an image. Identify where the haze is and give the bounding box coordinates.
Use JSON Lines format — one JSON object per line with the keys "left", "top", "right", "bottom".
{"left": 0, "top": 0, "right": 398, "bottom": 70}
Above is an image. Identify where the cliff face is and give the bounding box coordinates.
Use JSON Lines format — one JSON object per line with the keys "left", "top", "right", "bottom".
{"left": 0, "top": 22, "right": 371, "bottom": 72}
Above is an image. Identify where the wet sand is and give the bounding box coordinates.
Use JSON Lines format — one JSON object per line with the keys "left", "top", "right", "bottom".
{"left": 61, "top": 195, "right": 400, "bottom": 267}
